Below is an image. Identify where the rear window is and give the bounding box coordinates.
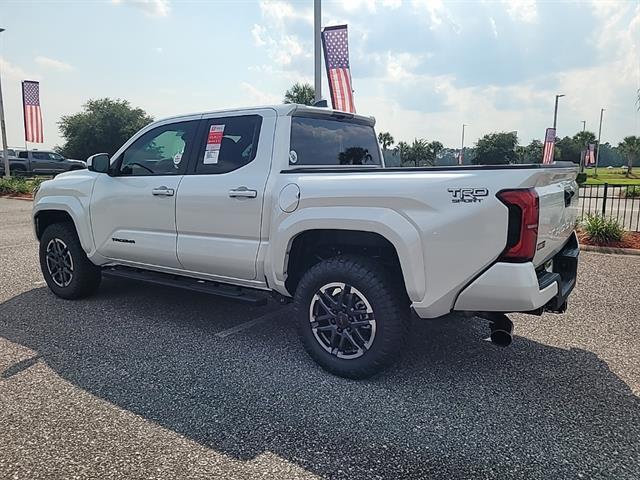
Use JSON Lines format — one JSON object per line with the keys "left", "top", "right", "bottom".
{"left": 289, "top": 116, "right": 381, "bottom": 166}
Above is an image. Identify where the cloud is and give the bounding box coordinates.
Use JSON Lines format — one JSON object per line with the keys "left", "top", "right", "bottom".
{"left": 111, "top": 0, "right": 170, "bottom": 17}
{"left": 502, "top": 0, "right": 538, "bottom": 24}
{"left": 35, "top": 56, "right": 73, "bottom": 72}
{"left": 240, "top": 82, "right": 280, "bottom": 105}
{"left": 0, "top": 58, "right": 37, "bottom": 81}
{"left": 489, "top": 16, "right": 498, "bottom": 38}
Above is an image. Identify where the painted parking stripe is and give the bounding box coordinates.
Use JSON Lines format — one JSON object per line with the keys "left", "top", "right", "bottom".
{"left": 215, "top": 308, "right": 289, "bottom": 338}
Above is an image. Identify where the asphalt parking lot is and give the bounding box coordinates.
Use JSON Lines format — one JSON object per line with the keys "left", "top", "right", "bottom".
{"left": 1, "top": 197, "right": 639, "bottom": 479}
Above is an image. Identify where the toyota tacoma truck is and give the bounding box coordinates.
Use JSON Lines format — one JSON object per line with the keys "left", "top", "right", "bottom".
{"left": 32, "top": 105, "right": 579, "bottom": 378}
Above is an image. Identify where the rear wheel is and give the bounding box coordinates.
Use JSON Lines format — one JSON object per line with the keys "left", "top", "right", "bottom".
{"left": 39, "top": 222, "right": 101, "bottom": 299}
{"left": 294, "top": 256, "right": 410, "bottom": 379}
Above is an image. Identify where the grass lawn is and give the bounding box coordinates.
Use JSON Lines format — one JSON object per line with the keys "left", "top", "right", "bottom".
{"left": 584, "top": 167, "right": 640, "bottom": 185}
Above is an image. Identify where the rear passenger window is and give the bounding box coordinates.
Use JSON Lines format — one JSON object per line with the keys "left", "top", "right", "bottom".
{"left": 290, "top": 116, "right": 381, "bottom": 166}
{"left": 195, "top": 115, "right": 262, "bottom": 174}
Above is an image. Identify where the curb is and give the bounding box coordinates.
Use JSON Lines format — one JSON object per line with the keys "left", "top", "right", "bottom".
{"left": 0, "top": 195, "right": 33, "bottom": 201}
{"left": 580, "top": 244, "right": 640, "bottom": 256}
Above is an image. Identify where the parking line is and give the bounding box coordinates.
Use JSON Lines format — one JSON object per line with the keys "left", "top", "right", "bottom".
{"left": 215, "top": 307, "right": 289, "bottom": 338}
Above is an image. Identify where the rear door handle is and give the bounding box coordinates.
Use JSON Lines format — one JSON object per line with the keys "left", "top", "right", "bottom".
{"left": 229, "top": 186, "right": 257, "bottom": 198}
{"left": 152, "top": 186, "right": 175, "bottom": 196}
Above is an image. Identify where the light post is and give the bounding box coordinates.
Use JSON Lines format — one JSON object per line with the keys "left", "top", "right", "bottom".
{"left": 0, "top": 27, "right": 10, "bottom": 178}
{"left": 580, "top": 120, "right": 586, "bottom": 173}
{"left": 313, "top": 0, "right": 322, "bottom": 104}
{"left": 553, "top": 94, "right": 565, "bottom": 130}
{"left": 460, "top": 123, "right": 467, "bottom": 165}
{"left": 594, "top": 108, "right": 605, "bottom": 177}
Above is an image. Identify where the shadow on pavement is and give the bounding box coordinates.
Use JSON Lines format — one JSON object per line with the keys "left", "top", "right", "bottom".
{"left": 1, "top": 280, "right": 639, "bottom": 479}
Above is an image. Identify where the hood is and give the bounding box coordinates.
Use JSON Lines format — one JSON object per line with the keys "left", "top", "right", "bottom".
{"left": 67, "top": 158, "right": 87, "bottom": 166}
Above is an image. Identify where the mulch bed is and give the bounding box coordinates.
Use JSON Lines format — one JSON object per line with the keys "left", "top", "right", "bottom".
{"left": 577, "top": 230, "right": 640, "bottom": 250}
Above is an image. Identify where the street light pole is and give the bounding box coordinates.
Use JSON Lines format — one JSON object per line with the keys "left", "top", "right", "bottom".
{"left": 460, "top": 124, "right": 467, "bottom": 165}
{"left": 552, "top": 94, "right": 565, "bottom": 130}
{"left": 313, "top": 0, "right": 322, "bottom": 104}
{"left": 579, "top": 121, "right": 587, "bottom": 173}
{"left": 594, "top": 108, "right": 605, "bottom": 177}
{"left": 0, "top": 28, "right": 10, "bottom": 178}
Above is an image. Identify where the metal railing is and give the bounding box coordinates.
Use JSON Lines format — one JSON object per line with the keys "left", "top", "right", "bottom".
{"left": 579, "top": 183, "right": 640, "bottom": 232}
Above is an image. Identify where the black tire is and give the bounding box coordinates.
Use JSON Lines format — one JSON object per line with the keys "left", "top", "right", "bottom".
{"left": 39, "top": 222, "right": 101, "bottom": 299}
{"left": 294, "top": 255, "right": 410, "bottom": 379}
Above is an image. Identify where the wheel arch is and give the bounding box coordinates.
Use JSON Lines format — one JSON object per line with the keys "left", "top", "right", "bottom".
{"left": 33, "top": 199, "right": 94, "bottom": 254}
{"left": 269, "top": 208, "right": 426, "bottom": 302}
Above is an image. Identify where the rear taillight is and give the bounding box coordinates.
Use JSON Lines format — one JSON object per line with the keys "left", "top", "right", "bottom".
{"left": 497, "top": 189, "right": 539, "bottom": 263}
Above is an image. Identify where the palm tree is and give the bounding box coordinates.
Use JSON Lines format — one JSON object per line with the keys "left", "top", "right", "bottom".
{"left": 283, "top": 83, "right": 315, "bottom": 106}
{"left": 618, "top": 136, "right": 640, "bottom": 176}
{"left": 377, "top": 132, "right": 395, "bottom": 150}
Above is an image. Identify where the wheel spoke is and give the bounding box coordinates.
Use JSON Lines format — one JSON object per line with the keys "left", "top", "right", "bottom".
{"left": 350, "top": 328, "right": 369, "bottom": 350}
{"left": 343, "top": 330, "right": 364, "bottom": 354}
{"left": 349, "top": 319, "right": 374, "bottom": 328}
{"left": 339, "top": 284, "right": 351, "bottom": 308}
{"left": 316, "top": 292, "right": 337, "bottom": 313}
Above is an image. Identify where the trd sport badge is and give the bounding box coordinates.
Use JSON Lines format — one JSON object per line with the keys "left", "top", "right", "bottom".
{"left": 448, "top": 188, "right": 489, "bottom": 203}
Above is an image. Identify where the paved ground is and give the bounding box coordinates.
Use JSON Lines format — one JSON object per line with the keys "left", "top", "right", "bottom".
{"left": 1, "top": 197, "right": 639, "bottom": 479}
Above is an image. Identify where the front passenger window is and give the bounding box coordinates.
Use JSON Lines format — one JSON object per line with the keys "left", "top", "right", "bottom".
{"left": 118, "top": 121, "right": 197, "bottom": 176}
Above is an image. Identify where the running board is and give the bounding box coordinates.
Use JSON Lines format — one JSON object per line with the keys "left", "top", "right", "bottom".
{"left": 102, "top": 267, "right": 268, "bottom": 305}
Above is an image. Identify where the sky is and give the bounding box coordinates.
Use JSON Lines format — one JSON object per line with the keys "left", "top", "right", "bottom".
{"left": 1, "top": 0, "right": 639, "bottom": 151}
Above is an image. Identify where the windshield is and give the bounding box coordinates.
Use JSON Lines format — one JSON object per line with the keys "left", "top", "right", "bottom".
{"left": 290, "top": 116, "right": 381, "bottom": 166}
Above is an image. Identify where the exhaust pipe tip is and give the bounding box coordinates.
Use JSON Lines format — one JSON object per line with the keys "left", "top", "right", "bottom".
{"left": 486, "top": 313, "right": 514, "bottom": 347}
{"left": 490, "top": 328, "right": 513, "bottom": 347}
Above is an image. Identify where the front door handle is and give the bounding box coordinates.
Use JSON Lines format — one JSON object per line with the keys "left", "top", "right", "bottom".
{"left": 229, "top": 186, "right": 258, "bottom": 198}
{"left": 152, "top": 186, "right": 175, "bottom": 196}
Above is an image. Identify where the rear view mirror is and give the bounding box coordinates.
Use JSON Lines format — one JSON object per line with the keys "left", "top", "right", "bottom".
{"left": 87, "top": 153, "right": 110, "bottom": 174}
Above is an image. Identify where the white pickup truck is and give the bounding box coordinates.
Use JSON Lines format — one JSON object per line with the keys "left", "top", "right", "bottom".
{"left": 32, "top": 104, "right": 579, "bottom": 378}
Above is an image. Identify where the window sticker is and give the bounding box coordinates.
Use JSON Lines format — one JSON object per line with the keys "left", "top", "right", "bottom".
{"left": 203, "top": 124, "right": 225, "bottom": 164}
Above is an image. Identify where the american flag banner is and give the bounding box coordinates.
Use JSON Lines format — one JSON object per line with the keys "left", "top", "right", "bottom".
{"left": 322, "top": 25, "right": 355, "bottom": 113}
{"left": 22, "top": 80, "right": 44, "bottom": 143}
{"left": 542, "top": 127, "right": 556, "bottom": 164}
{"left": 587, "top": 143, "right": 596, "bottom": 165}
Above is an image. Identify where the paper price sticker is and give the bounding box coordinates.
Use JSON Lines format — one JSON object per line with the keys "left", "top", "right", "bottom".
{"left": 203, "top": 124, "right": 225, "bottom": 164}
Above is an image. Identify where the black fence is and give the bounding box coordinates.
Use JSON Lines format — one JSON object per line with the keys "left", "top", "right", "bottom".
{"left": 579, "top": 183, "right": 640, "bottom": 232}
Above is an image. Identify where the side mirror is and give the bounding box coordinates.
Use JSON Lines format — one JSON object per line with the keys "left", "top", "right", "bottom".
{"left": 87, "top": 153, "right": 110, "bottom": 174}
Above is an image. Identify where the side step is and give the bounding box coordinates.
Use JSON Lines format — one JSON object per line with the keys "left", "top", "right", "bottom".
{"left": 102, "top": 267, "right": 268, "bottom": 305}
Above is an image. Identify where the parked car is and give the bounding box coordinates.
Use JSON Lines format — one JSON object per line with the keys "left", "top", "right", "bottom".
{"left": 32, "top": 104, "right": 579, "bottom": 378}
{"left": 0, "top": 150, "right": 86, "bottom": 176}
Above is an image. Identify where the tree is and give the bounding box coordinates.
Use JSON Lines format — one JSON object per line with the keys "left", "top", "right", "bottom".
{"left": 521, "top": 140, "right": 543, "bottom": 163}
{"left": 398, "top": 139, "right": 442, "bottom": 167}
{"left": 377, "top": 131, "right": 395, "bottom": 150}
{"left": 555, "top": 131, "right": 597, "bottom": 164}
{"left": 618, "top": 136, "right": 640, "bottom": 176}
{"left": 58, "top": 98, "right": 153, "bottom": 160}
{"left": 473, "top": 132, "right": 518, "bottom": 165}
{"left": 283, "top": 82, "right": 315, "bottom": 106}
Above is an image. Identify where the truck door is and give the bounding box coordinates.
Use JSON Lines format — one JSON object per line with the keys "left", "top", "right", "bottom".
{"left": 175, "top": 109, "right": 275, "bottom": 281}
{"left": 90, "top": 119, "right": 198, "bottom": 269}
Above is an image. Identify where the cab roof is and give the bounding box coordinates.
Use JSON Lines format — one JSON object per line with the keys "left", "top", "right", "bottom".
{"left": 157, "top": 104, "right": 376, "bottom": 127}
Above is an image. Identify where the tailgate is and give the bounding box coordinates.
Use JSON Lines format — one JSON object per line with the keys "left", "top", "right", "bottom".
{"left": 532, "top": 167, "right": 579, "bottom": 266}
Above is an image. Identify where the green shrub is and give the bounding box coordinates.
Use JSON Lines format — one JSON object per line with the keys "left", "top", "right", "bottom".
{"left": 576, "top": 172, "right": 587, "bottom": 185}
{"left": 581, "top": 214, "right": 625, "bottom": 244}
{"left": 29, "top": 177, "right": 47, "bottom": 194}
{"left": 0, "top": 177, "right": 30, "bottom": 195}
{"left": 623, "top": 186, "right": 640, "bottom": 198}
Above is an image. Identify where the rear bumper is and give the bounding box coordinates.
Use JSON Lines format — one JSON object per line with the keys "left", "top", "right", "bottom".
{"left": 452, "top": 232, "right": 579, "bottom": 314}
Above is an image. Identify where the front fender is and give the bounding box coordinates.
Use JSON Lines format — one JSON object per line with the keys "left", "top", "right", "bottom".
{"left": 33, "top": 196, "right": 95, "bottom": 255}
{"left": 267, "top": 206, "right": 426, "bottom": 302}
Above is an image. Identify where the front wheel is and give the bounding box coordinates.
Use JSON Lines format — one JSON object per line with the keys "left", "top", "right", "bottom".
{"left": 294, "top": 256, "right": 410, "bottom": 379}
{"left": 39, "top": 222, "right": 101, "bottom": 299}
